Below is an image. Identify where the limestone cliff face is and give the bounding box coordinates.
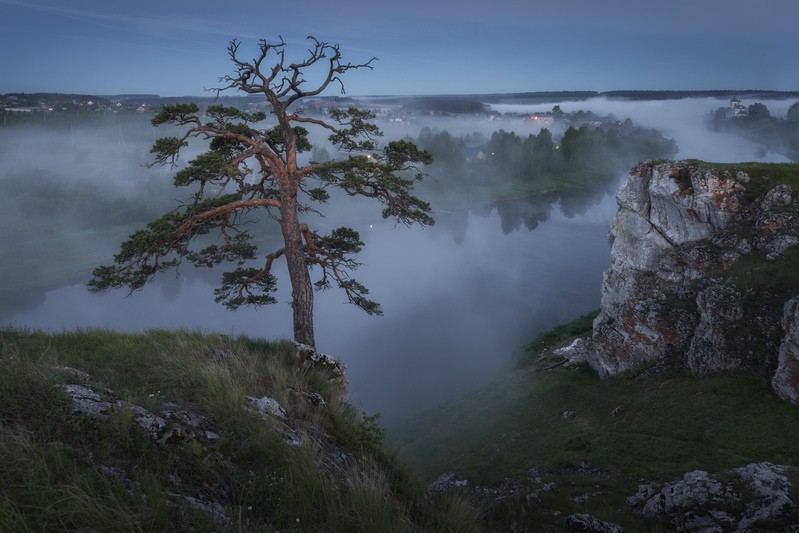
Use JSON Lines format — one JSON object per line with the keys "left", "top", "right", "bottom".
{"left": 586, "top": 160, "right": 799, "bottom": 402}
{"left": 773, "top": 297, "right": 799, "bottom": 403}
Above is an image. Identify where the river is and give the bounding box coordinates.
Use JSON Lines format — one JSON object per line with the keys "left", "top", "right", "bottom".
{"left": 3, "top": 192, "right": 616, "bottom": 424}
{"left": 3, "top": 95, "right": 794, "bottom": 424}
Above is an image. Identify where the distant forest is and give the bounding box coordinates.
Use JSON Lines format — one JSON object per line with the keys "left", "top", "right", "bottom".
{"left": 413, "top": 111, "right": 677, "bottom": 208}
{"left": 0, "top": 95, "right": 679, "bottom": 209}
{"left": 385, "top": 90, "right": 799, "bottom": 106}
{"left": 6, "top": 90, "right": 799, "bottom": 110}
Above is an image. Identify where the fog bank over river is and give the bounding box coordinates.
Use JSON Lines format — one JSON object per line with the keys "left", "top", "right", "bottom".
{"left": 4, "top": 195, "right": 616, "bottom": 424}
{"left": 2, "top": 96, "right": 794, "bottom": 424}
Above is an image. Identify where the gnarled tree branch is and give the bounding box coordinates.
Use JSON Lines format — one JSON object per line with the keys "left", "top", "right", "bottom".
{"left": 91, "top": 36, "right": 431, "bottom": 348}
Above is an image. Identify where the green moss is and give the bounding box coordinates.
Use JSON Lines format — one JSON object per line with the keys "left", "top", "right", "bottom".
{"left": 692, "top": 160, "right": 799, "bottom": 201}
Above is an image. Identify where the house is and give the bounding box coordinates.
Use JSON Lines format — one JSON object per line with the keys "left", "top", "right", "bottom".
{"left": 529, "top": 113, "right": 554, "bottom": 127}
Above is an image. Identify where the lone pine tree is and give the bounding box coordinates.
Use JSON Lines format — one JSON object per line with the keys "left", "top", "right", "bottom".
{"left": 89, "top": 37, "right": 434, "bottom": 348}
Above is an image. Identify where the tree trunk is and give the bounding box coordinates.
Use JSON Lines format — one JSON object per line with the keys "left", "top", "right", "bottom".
{"left": 279, "top": 196, "right": 316, "bottom": 348}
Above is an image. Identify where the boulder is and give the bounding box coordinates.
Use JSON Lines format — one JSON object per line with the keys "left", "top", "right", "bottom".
{"left": 294, "top": 342, "right": 348, "bottom": 382}
{"left": 628, "top": 463, "right": 798, "bottom": 531}
{"left": 427, "top": 473, "right": 468, "bottom": 495}
{"left": 733, "top": 462, "right": 796, "bottom": 531}
{"left": 245, "top": 395, "right": 288, "bottom": 420}
{"left": 565, "top": 513, "right": 624, "bottom": 533}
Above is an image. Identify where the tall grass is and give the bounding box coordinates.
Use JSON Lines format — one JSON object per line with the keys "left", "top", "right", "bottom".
{"left": 0, "top": 327, "right": 479, "bottom": 532}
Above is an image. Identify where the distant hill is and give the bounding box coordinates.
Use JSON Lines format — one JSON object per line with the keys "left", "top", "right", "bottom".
{"left": 599, "top": 89, "right": 799, "bottom": 100}
{"left": 99, "top": 93, "right": 161, "bottom": 102}
{"left": 402, "top": 97, "right": 491, "bottom": 114}
{"left": 6, "top": 90, "right": 799, "bottom": 110}
{"left": 1, "top": 92, "right": 111, "bottom": 108}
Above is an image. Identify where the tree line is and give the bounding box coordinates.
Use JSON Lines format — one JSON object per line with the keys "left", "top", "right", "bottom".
{"left": 414, "top": 116, "right": 677, "bottom": 206}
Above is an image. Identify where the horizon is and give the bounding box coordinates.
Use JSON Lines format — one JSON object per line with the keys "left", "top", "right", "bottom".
{"left": 2, "top": 1, "right": 798, "bottom": 97}
{"left": 5, "top": 89, "right": 799, "bottom": 101}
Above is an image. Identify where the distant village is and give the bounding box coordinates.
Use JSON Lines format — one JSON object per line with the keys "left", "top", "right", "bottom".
{"left": 0, "top": 93, "right": 153, "bottom": 114}
{"left": 3, "top": 92, "right": 795, "bottom": 135}
{"left": 0, "top": 92, "right": 630, "bottom": 134}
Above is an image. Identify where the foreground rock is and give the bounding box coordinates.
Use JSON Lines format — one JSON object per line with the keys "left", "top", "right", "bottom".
{"left": 53, "top": 344, "right": 357, "bottom": 530}
{"left": 586, "top": 160, "right": 799, "bottom": 401}
{"left": 566, "top": 513, "right": 624, "bottom": 533}
{"left": 628, "top": 462, "right": 799, "bottom": 531}
{"left": 429, "top": 461, "right": 798, "bottom": 531}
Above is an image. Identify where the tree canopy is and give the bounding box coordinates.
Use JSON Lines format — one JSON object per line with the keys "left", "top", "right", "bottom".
{"left": 89, "top": 37, "right": 434, "bottom": 348}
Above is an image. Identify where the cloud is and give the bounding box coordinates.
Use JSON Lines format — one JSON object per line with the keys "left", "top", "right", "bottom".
{"left": 0, "top": 0, "right": 252, "bottom": 40}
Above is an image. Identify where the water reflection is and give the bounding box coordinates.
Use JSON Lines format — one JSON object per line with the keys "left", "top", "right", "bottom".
{"left": 437, "top": 171, "right": 618, "bottom": 242}
{"left": 3, "top": 95, "right": 792, "bottom": 424}
{"left": 3, "top": 188, "right": 617, "bottom": 425}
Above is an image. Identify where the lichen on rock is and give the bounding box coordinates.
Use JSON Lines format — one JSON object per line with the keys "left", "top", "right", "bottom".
{"left": 586, "top": 160, "right": 799, "bottom": 402}
{"left": 628, "top": 462, "right": 798, "bottom": 531}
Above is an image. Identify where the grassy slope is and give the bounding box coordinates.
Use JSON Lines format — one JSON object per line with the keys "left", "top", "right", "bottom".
{"left": 391, "top": 313, "right": 799, "bottom": 528}
{"left": 394, "top": 354, "right": 799, "bottom": 484}
{"left": 392, "top": 162, "right": 799, "bottom": 527}
{"left": 5, "top": 160, "right": 799, "bottom": 530}
{"left": 0, "top": 328, "right": 480, "bottom": 532}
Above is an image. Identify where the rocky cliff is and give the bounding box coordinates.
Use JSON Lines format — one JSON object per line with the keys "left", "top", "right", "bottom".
{"left": 584, "top": 160, "right": 799, "bottom": 402}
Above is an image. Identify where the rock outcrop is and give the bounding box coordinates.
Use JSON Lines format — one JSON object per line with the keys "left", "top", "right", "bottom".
{"left": 627, "top": 462, "right": 799, "bottom": 531}
{"left": 773, "top": 296, "right": 799, "bottom": 402}
{"left": 47, "top": 342, "right": 358, "bottom": 529}
{"left": 565, "top": 513, "right": 624, "bottom": 533}
{"left": 428, "top": 459, "right": 798, "bottom": 531}
{"left": 586, "top": 160, "right": 799, "bottom": 401}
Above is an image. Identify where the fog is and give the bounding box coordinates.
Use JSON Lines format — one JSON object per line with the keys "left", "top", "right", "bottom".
{"left": 494, "top": 97, "right": 795, "bottom": 162}
{"left": 1, "top": 96, "right": 794, "bottom": 425}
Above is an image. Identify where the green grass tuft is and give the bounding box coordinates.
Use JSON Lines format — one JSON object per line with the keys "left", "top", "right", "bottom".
{"left": 519, "top": 309, "right": 599, "bottom": 366}
{"left": 0, "top": 327, "right": 479, "bottom": 532}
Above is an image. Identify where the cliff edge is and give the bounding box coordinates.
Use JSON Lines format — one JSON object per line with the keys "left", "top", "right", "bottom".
{"left": 585, "top": 160, "right": 799, "bottom": 402}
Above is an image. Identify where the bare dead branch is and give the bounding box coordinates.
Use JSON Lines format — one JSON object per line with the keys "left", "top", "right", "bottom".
{"left": 289, "top": 115, "right": 341, "bottom": 134}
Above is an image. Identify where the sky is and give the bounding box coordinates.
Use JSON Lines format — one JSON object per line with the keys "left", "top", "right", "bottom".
{"left": 1, "top": 0, "right": 798, "bottom": 97}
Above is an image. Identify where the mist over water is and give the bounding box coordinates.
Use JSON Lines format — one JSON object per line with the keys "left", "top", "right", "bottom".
{"left": 4, "top": 195, "right": 616, "bottom": 424}
{"left": 497, "top": 96, "right": 795, "bottom": 163}
{"left": 2, "top": 96, "right": 794, "bottom": 425}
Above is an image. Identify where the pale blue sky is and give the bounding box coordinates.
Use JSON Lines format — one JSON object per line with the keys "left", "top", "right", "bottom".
{"left": 1, "top": 0, "right": 797, "bottom": 96}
